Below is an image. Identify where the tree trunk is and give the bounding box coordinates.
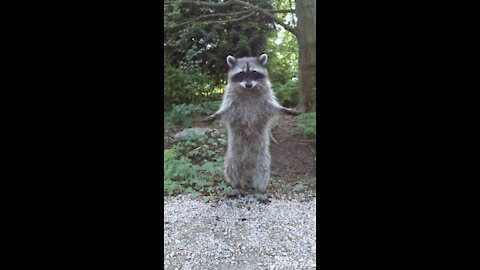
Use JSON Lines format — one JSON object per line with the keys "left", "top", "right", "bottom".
{"left": 295, "top": 0, "right": 316, "bottom": 113}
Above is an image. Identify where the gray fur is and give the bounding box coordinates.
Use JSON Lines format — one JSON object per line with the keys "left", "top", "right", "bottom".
{"left": 205, "top": 54, "right": 301, "bottom": 203}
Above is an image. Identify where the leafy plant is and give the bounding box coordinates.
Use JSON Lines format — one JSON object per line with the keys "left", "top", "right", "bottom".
{"left": 164, "top": 60, "right": 221, "bottom": 112}
{"left": 164, "top": 101, "right": 222, "bottom": 127}
{"left": 292, "top": 112, "right": 316, "bottom": 138}
{"left": 293, "top": 182, "right": 305, "bottom": 192}
{"left": 164, "top": 0, "right": 276, "bottom": 86}
{"left": 273, "top": 79, "right": 299, "bottom": 108}
{"left": 164, "top": 148, "right": 194, "bottom": 195}
{"left": 164, "top": 130, "right": 229, "bottom": 202}
{"left": 284, "top": 184, "right": 293, "bottom": 192}
{"left": 268, "top": 178, "right": 285, "bottom": 190}
{"left": 199, "top": 101, "right": 221, "bottom": 116}
{"left": 268, "top": 178, "right": 308, "bottom": 194}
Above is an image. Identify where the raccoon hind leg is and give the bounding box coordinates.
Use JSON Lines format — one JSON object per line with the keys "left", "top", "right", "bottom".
{"left": 224, "top": 162, "right": 241, "bottom": 198}
{"left": 252, "top": 165, "right": 270, "bottom": 203}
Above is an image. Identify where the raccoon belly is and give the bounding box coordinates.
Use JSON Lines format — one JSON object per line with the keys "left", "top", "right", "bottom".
{"left": 228, "top": 128, "right": 269, "bottom": 167}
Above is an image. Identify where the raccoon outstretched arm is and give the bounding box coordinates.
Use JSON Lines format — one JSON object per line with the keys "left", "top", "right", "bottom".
{"left": 267, "top": 97, "right": 300, "bottom": 116}
{"left": 203, "top": 99, "right": 234, "bottom": 122}
{"left": 203, "top": 108, "right": 230, "bottom": 123}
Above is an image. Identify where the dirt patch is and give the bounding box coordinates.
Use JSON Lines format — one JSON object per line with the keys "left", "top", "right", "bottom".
{"left": 164, "top": 115, "right": 316, "bottom": 189}
{"left": 269, "top": 115, "right": 316, "bottom": 188}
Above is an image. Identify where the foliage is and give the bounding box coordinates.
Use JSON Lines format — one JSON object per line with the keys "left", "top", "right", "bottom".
{"left": 198, "top": 101, "right": 222, "bottom": 116}
{"left": 164, "top": 130, "right": 229, "bottom": 202}
{"left": 263, "top": 2, "right": 299, "bottom": 108}
{"left": 265, "top": 29, "right": 298, "bottom": 85}
{"left": 273, "top": 79, "right": 299, "bottom": 108}
{"left": 164, "top": 0, "right": 276, "bottom": 85}
{"left": 164, "top": 101, "right": 221, "bottom": 127}
{"left": 164, "top": 103, "right": 198, "bottom": 127}
{"left": 164, "top": 60, "right": 221, "bottom": 109}
{"left": 292, "top": 112, "right": 316, "bottom": 138}
{"left": 265, "top": 1, "right": 298, "bottom": 85}
{"left": 268, "top": 178, "right": 285, "bottom": 190}
{"left": 268, "top": 179, "right": 307, "bottom": 193}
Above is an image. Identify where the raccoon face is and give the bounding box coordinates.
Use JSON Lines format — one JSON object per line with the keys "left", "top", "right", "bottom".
{"left": 226, "top": 54, "right": 268, "bottom": 89}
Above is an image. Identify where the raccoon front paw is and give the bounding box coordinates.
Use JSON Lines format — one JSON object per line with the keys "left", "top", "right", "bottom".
{"left": 202, "top": 115, "right": 216, "bottom": 123}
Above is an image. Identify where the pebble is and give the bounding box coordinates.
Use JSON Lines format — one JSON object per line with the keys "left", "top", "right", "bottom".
{"left": 164, "top": 191, "right": 316, "bottom": 269}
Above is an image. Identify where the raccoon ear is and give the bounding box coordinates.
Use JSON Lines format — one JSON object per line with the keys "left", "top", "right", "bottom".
{"left": 226, "top": 55, "right": 236, "bottom": 68}
{"left": 258, "top": 54, "right": 268, "bottom": 66}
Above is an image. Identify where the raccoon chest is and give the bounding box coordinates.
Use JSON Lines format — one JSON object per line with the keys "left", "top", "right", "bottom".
{"left": 230, "top": 106, "right": 269, "bottom": 132}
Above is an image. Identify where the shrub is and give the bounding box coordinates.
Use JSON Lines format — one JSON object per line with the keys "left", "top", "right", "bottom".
{"left": 164, "top": 101, "right": 222, "bottom": 127}
{"left": 164, "top": 148, "right": 194, "bottom": 195}
{"left": 164, "top": 103, "right": 200, "bottom": 127}
{"left": 292, "top": 112, "right": 316, "bottom": 138}
{"left": 199, "top": 101, "right": 221, "bottom": 116}
{"left": 164, "top": 130, "right": 229, "bottom": 202}
{"left": 273, "top": 79, "right": 299, "bottom": 108}
{"left": 164, "top": 63, "right": 219, "bottom": 111}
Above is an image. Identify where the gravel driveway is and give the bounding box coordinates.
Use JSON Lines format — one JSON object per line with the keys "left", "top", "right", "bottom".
{"left": 164, "top": 192, "right": 317, "bottom": 269}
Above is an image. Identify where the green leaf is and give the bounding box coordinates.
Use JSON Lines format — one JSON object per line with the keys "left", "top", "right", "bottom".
{"left": 293, "top": 183, "right": 305, "bottom": 192}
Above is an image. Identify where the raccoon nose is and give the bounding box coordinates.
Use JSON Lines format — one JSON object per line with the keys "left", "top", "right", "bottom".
{"left": 245, "top": 82, "right": 253, "bottom": 88}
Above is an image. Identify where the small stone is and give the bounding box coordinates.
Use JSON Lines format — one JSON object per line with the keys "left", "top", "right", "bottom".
{"left": 173, "top": 128, "right": 212, "bottom": 140}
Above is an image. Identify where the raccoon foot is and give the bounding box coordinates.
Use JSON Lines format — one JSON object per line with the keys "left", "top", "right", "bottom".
{"left": 256, "top": 193, "right": 269, "bottom": 203}
{"left": 227, "top": 189, "right": 240, "bottom": 198}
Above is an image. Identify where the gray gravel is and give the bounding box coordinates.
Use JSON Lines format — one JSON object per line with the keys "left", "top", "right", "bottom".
{"left": 164, "top": 192, "right": 316, "bottom": 270}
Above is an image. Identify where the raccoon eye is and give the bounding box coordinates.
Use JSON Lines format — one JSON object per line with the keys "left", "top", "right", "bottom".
{"left": 251, "top": 70, "right": 257, "bottom": 73}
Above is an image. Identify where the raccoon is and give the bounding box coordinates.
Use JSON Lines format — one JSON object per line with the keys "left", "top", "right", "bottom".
{"left": 204, "top": 54, "right": 301, "bottom": 203}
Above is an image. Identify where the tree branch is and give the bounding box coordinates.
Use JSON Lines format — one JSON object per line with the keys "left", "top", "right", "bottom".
{"left": 185, "top": 9, "right": 251, "bottom": 20}
{"left": 201, "top": 11, "right": 255, "bottom": 25}
{"left": 165, "top": 11, "right": 256, "bottom": 32}
{"left": 235, "top": 1, "right": 298, "bottom": 36}
{"left": 164, "top": 0, "right": 298, "bottom": 36}
{"left": 257, "top": 9, "right": 298, "bottom": 36}
{"left": 268, "top": 9, "right": 295, "bottom": 14}
{"left": 168, "top": 9, "right": 252, "bottom": 30}
{"left": 164, "top": 0, "right": 237, "bottom": 7}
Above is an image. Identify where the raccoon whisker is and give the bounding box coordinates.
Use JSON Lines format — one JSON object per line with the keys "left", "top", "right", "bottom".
{"left": 255, "top": 83, "right": 266, "bottom": 89}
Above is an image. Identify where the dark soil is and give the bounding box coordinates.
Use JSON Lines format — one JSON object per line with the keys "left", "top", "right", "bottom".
{"left": 269, "top": 115, "right": 316, "bottom": 189}
{"left": 164, "top": 115, "right": 316, "bottom": 189}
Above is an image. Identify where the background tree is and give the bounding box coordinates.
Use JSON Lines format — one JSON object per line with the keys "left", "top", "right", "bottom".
{"left": 294, "top": 0, "right": 315, "bottom": 112}
{"left": 164, "top": 0, "right": 275, "bottom": 85}
{"left": 164, "top": 0, "right": 316, "bottom": 112}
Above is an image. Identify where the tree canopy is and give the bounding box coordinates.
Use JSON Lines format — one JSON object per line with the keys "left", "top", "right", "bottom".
{"left": 164, "top": 0, "right": 276, "bottom": 84}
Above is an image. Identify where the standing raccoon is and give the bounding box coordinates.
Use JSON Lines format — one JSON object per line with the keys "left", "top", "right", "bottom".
{"left": 205, "top": 54, "right": 300, "bottom": 203}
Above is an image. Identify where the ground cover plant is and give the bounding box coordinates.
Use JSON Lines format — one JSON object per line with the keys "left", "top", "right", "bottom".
{"left": 164, "top": 102, "right": 316, "bottom": 202}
